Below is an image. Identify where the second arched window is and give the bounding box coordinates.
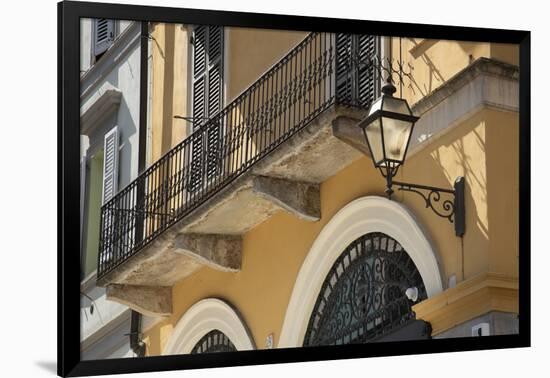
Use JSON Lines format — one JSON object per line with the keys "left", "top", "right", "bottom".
{"left": 191, "top": 330, "right": 237, "bottom": 354}
{"left": 303, "top": 232, "right": 430, "bottom": 346}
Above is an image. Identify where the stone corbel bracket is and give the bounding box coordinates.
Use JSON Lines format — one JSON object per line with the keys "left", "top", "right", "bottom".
{"left": 174, "top": 233, "right": 242, "bottom": 272}
{"left": 331, "top": 115, "right": 371, "bottom": 156}
{"left": 106, "top": 284, "right": 172, "bottom": 318}
{"left": 252, "top": 175, "right": 321, "bottom": 222}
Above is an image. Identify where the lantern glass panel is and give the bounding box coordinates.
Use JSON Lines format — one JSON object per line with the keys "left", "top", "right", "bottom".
{"left": 382, "top": 96, "right": 411, "bottom": 115}
{"left": 381, "top": 116, "right": 414, "bottom": 163}
{"left": 364, "top": 118, "right": 384, "bottom": 165}
{"left": 369, "top": 96, "right": 384, "bottom": 114}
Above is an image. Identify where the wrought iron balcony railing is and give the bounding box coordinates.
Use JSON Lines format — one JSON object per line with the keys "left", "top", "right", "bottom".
{"left": 98, "top": 32, "right": 379, "bottom": 280}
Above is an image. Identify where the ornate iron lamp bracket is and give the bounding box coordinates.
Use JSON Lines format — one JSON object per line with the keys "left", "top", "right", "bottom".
{"left": 392, "top": 177, "right": 465, "bottom": 237}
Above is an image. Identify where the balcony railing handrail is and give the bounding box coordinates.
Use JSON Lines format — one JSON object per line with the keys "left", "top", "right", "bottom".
{"left": 101, "top": 33, "right": 321, "bottom": 209}
{"left": 97, "top": 32, "right": 379, "bottom": 280}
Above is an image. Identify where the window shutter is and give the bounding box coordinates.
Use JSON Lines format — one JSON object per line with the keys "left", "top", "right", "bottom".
{"left": 93, "top": 18, "right": 115, "bottom": 57}
{"left": 207, "top": 26, "right": 223, "bottom": 117}
{"left": 102, "top": 126, "right": 119, "bottom": 204}
{"left": 335, "top": 33, "right": 378, "bottom": 106}
{"left": 190, "top": 26, "right": 224, "bottom": 192}
{"left": 206, "top": 26, "right": 224, "bottom": 180}
{"left": 356, "top": 34, "right": 378, "bottom": 107}
{"left": 335, "top": 33, "right": 353, "bottom": 105}
{"left": 190, "top": 26, "right": 208, "bottom": 192}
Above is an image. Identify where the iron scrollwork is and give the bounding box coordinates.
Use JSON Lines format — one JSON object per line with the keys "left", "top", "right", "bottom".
{"left": 303, "top": 232, "right": 427, "bottom": 347}
{"left": 392, "top": 177, "right": 465, "bottom": 237}
{"left": 394, "top": 182, "right": 455, "bottom": 222}
{"left": 351, "top": 54, "right": 416, "bottom": 95}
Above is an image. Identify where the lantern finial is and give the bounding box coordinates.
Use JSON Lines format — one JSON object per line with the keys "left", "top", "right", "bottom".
{"left": 381, "top": 81, "right": 396, "bottom": 97}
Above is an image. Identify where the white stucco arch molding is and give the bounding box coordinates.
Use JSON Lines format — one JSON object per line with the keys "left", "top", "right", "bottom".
{"left": 278, "top": 196, "right": 444, "bottom": 348}
{"left": 163, "top": 298, "right": 255, "bottom": 355}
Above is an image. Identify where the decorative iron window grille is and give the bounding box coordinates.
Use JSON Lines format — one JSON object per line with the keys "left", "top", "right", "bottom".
{"left": 303, "top": 232, "right": 427, "bottom": 346}
{"left": 190, "top": 330, "right": 237, "bottom": 354}
{"left": 97, "top": 32, "right": 380, "bottom": 280}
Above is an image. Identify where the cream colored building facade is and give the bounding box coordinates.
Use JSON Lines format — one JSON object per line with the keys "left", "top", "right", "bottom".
{"left": 96, "top": 23, "right": 519, "bottom": 356}
{"left": 79, "top": 18, "right": 143, "bottom": 360}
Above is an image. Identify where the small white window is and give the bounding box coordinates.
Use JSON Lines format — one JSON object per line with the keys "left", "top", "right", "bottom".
{"left": 93, "top": 19, "right": 115, "bottom": 59}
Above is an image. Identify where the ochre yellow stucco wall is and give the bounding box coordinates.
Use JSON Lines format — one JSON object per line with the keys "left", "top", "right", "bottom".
{"left": 143, "top": 105, "right": 519, "bottom": 355}
{"left": 391, "top": 37, "right": 519, "bottom": 105}
{"left": 150, "top": 23, "right": 190, "bottom": 161}
{"left": 143, "top": 27, "right": 520, "bottom": 354}
{"left": 149, "top": 25, "right": 307, "bottom": 169}
{"left": 223, "top": 28, "right": 316, "bottom": 173}
{"left": 226, "top": 28, "right": 307, "bottom": 101}
{"left": 400, "top": 109, "right": 518, "bottom": 281}
{"left": 148, "top": 27, "right": 519, "bottom": 163}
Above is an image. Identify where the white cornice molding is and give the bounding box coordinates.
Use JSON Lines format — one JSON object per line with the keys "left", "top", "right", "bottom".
{"left": 412, "top": 58, "right": 519, "bottom": 115}
{"left": 278, "top": 196, "right": 444, "bottom": 348}
{"left": 80, "top": 308, "right": 132, "bottom": 351}
{"left": 80, "top": 88, "right": 122, "bottom": 136}
{"left": 408, "top": 58, "right": 519, "bottom": 158}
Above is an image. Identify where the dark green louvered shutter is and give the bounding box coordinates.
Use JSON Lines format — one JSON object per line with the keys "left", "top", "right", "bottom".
{"left": 189, "top": 26, "right": 208, "bottom": 193}
{"left": 335, "top": 33, "right": 379, "bottom": 107}
{"left": 93, "top": 18, "right": 115, "bottom": 57}
{"left": 205, "top": 26, "right": 224, "bottom": 181}
{"left": 190, "top": 25, "right": 224, "bottom": 192}
{"left": 356, "top": 35, "right": 378, "bottom": 107}
{"left": 335, "top": 33, "right": 354, "bottom": 105}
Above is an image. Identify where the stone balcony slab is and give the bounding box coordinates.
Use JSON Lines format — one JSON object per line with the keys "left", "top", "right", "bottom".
{"left": 99, "top": 105, "right": 371, "bottom": 316}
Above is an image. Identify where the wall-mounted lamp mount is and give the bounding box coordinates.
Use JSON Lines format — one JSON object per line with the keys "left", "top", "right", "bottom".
{"left": 358, "top": 81, "right": 465, "bottom": 237}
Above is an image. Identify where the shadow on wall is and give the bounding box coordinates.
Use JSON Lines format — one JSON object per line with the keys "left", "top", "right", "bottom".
{"left": 406, "top": 38, "right": 445, "bottom": 98}
{"left": 397, "top": 37, "right": 519, "bottom": 281}
{"left": 137, "top": 107, "right": 520, "bottom": 356}
{"left": 400, "top": 108, "right": 518, "bottom": 283}
{"left": 149, "top": 22, "right": 177, "bottom": 159}
{"left": 404, "top": 38, "right": 489, "bottom": 100}
{"left": 117, "top": 95, "right": 139, "bottom": 188}
{"left": 431, "top": 121, "right": 488, "bottom": 238}
{"left": 138, "top": 37, "right": 520, "bottom": 353}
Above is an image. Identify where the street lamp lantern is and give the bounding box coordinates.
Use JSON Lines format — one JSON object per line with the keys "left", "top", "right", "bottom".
{"left": 357, "top": 80, "right": 466, "bottom": 237}
{"left": 359, "top": 81, "right": 419, "bottom": 197}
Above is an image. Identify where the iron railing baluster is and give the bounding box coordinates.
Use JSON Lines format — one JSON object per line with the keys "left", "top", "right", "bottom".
{"left": 97, "top": 32, "right": 380, "bottom": 279}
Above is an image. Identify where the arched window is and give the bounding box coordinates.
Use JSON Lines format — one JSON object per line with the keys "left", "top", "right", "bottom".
{"left": 303, "top": 232, "right": 427, "bottom": 346}
{"left": 190, "top": 329, "right": 237, "bottom": 354}
{"left": 279, "top": 196, "right": 442, "bottom": 348}
{"left": 163, "top": 298, "right": 255, "bottom": 355}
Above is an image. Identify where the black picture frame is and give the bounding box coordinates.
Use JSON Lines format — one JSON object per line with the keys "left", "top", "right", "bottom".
{"left": 58, "top": 1, "right": 531, "bottom": 376}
